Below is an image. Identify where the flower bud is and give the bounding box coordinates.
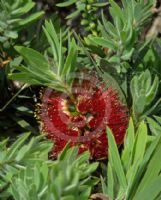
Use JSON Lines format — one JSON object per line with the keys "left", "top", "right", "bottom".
{"left": 81, "top": 19, "right": 89, "bottom": 25}
{"left": 90, "top": 22, "right": 96, "bottom": 29}
{"left": 86, "top": 4, "right": 91, "bottom": 10}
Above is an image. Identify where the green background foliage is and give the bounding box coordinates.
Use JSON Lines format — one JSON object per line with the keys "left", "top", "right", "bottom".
{"left": 0, "top": 0, "right": 161, "bottom": 199}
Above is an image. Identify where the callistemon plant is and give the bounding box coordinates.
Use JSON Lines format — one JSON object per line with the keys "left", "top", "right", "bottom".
{"left": 9, "top": 20, "right": 129, "bottom": 159}
{"left": 40, "top": 74, "right": 129, "bottom": 159}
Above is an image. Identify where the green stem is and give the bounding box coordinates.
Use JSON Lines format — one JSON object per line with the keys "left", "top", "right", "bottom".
{"left": 0, "top": 84, "right": 28, "bottom": 112}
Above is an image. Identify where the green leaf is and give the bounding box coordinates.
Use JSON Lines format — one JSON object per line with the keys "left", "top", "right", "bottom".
{"left": 126, "top": 135, "right": 161, "bottom": 199}
{"left": 9, "top": 65, "right": 57, "bottom": 86}
{"left": 109, "top": 0, "right": 124, "bottom": 21}
{"left": 15, "top": 46, "right": 49, "bottom": 70}
{"left": 61, "top": 146, "right": 79, "bottom": 163}
{"left": 132, "top": 121, "right": 147, "bottom": 165}
{"left": 4, "top": 31, "right": 18, "bottom": 39}
{"left": 102, "top": 72, "right": 126, "bottom": 104}
{"left": 62, "top": 38, "right": 77, "bottom": 78}
{"left": 147, "top": 117, "right": 161, "bottom": 136}
{"left": 11, "top": 2, "right": 35, "bottom": 16}
{"left": 93, "top": 2, "right": 109, "bottom": 7}
{"left": 121, "top": 118, "right": 134, "bottom": 171}
{"left": 107, "top": 163, "right": 114, "bottom": 200}
{"left": 58, "top": 30, "right": 63, "bottom": 75}
{"left": 6, "top": 132, "right": 30, "bottom": 159}
{"left": 101, "top": 176, "right": 107, "bottom": 195}
{"left": 107, "top": 128, "right": 127, "bottom": 190}
{"left": 58, "top": 143, "right": 70, "bottom": 161}
{"left": 125, "top": 122, "right": 148, "bottom": 194}
{"left": 43, "top": 20, "right": 60, "bottom": 67}
{"left": 15, "top": 11, "right": 44, "bottom": 26}
{"left": 66, "top": 10, "right": 80, "bottom": 19}
{"left": 154, "top": 115, "right": 161, "bottom": 125}
{"left": 81, "top": 163, "right": 99, "bottom": 178}
{"left": 145, "top": 76, "right": 159, "bottom": 103}
{"left": 130, "top": 70, "right": 159, "bottom": 122}
{"left": 56, "top": 0, "right": 77, "bottom": 7}
{"left": 121, "top": 48, "right": 134, "bottom": 60}
{"left": 8, "top": 73, "right": 42, "bottom": 85}
{"left": 101, "top": 13, "right": 118, "bottom": 38}
{"left": 135, "top": 140, "right": 161, "bottom": 194}
{"left": 134, "top": 175, "right": 161, "bottom": 200}
{"left": 89, "top": 37, "right": 117, "bottom": 50}
{"left": 61, "top": 196, "right": 75, "bottom": 200}
{"left": 72, "top": 151, "right": 90, "bottom": 166}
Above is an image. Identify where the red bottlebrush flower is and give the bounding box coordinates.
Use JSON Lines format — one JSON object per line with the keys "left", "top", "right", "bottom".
{"left": 40, "top": 74, "right": 129, "bottom": 160}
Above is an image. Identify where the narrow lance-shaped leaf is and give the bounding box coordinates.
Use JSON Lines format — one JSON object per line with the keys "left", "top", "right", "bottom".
{"left": 15, "top": 11, "right": 44, "bottom": 27}
{"left": 134, "top": 139, "right": 161, "bottom": 196}
{"left": 15, "top": 46, "right": 50, "bottom": 71}
{"left": 43, "top": 20, "right": 60, "bottom": 67}
{"left": 126, "top": 135, "right": 161, "bottom": 199}
{"left": 107, "top": 162, "right": 114, "bottom": 200}
{"left": 58, "top": 30, "right": 63, "bottom": 75}
{"left": 66, "top": 10, "right": 80, "bottom": 19}
{"left": 134, "top": 175, "right": 161, "bottom": 200}
{"left": 121, "top": 118, "right": 135, "bottom": 171}
{"left": 56, "top": 0, "right": 77, "bottom": 7}
{"left": 89, "top": 37, "right": 117, "bottom": 51}
{"left": 132, "top": 121, "right": 148, "bottom": 165}
{"left": 145, "top": 76, "right": 159, "bottom": 103}
{"left": 11, "top": 2, "right": 35, "bottom": 16}
{"left": 6, "top": 132, "right": 31, "bottom": 159}
{"left": 93, "top": 2, "right": 109, "bottom": 7}
{"left": 109, "top": 0, "right": 124, "bottom": 21}
{"left": 107, "top": 128, "right": 127, "bottom": 190}
{"left": 62, "top": 38, "right": 77, "bottom": 78}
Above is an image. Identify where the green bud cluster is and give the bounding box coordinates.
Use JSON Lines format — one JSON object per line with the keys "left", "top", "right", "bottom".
{"left": 80, "top": 0, "right": 99, "bottom": 35}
